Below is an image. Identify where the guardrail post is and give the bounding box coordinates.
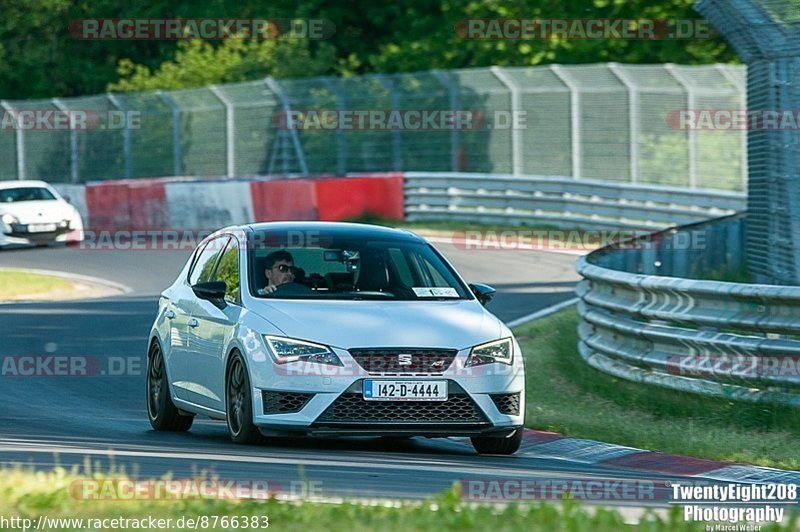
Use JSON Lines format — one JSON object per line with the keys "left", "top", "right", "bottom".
{"left": 431, "top": 70, "right": 459, "bottom": 172}
{"left": 608, "top": 64, "right": 639, "bottom": 184}
{"left": 51, "top": 98, "right": 79, "bottom": 183}
{"left": 265, "top": 76, "right": 309, "bottom": 175}
{"left": 1, "top": 100, "right": 25, "bottom": 180}
{"left": 322, "top": 77, "right": 347, "bottom": 175}
{"left": 490, "top": 66, "right": 522, "bottom": 176}
{"left": 107, "top": 93, "right": 132, "bottom": 179}
{"left": 156, "top": 90, "right": 183, "bottom": 177}
{"left": 209, "top": 85, "right": 235, "bottom": 178}
{"left": 665, "top": 64, "right": 698, "bottom": 188}
{"left": 550, "top": 65, "right": 582, "bottom": 178}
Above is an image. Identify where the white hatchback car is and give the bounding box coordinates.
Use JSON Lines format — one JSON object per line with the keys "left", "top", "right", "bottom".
{"left": 0, "top": 180, "right": 84, "bottom": 247}
{"left": 147, "top": 222, "right": 525, "bottom": 454}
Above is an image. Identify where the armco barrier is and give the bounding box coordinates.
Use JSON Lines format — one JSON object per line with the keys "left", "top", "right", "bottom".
{"left": 405, "top": 172, "right": 746, "bottom": 230}
{"left": 576, "top": 213, "right": 800, "bottom": 406}
{"left": 64, "top": 172, "right": 743, "bottom": 232}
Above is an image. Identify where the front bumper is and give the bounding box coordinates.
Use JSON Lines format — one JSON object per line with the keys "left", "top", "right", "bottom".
{"left": 248, "top": 344, "right": 526, "bottom": 437}
{"left": 1, "top": 224, "right": 83, "bottom": 246}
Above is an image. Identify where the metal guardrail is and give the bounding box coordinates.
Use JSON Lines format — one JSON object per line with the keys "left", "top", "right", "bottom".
{"left": 576, "top": 213, "right": 800, "bottom": 406}
{"left": 405, "top": 172, "right": 746, "bottom": 230}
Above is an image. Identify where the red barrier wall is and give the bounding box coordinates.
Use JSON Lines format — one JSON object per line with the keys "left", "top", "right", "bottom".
{"left": 250, "top": 179, "right": 318, "bottom": 221}
{"left": 85, "top": 179, "right": 168, "bottom": 230}
{"left": 313, "top": 174, "right": 404, "bottom": 221}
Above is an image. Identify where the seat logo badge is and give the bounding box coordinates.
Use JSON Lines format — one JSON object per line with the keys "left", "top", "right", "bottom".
{"left": 397, "top": 354, "right": 413, "bottom": 366}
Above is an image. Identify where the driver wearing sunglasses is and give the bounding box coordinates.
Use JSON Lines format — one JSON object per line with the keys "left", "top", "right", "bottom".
{"left": 258, "top": 249, "right": 299, "bottom": 295}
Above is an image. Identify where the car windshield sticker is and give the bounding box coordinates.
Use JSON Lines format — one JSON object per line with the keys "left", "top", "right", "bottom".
{"left": 412, "top": 287, "right": 459, "bottom": 298}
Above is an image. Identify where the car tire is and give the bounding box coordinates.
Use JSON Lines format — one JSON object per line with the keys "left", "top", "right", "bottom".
{"left": 225, "top": 352, "right": 265, "bottom": 445}
{"left": 470, "top": 428, "right": 523, "bottom": 455}
{"left": 146, "top": 341, "right": 193, "bottom": 432}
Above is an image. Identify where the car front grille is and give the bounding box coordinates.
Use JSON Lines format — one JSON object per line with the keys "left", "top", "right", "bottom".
{"left": 315, "top": 385, "right": 487, "bottom": 424}
{"left": 490, "top": 393, "right": 521, "bottom": 415}
{"left": 262, "top": 391, "right": 315, "bottom": 414}
{"left": 347, "top": 348, "right": 458, "bottom": 374}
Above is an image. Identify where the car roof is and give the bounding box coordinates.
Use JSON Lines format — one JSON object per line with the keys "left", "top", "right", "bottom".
{"left": 243, "top": 221, "right": 425, "bottom": 243}
{"left": 0, "top": 180, "right": 52, "bottom": 190}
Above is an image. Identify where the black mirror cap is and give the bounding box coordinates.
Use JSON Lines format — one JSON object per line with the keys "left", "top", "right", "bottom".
{"left": 469, "top": 283, "right": 496, "bottom": 306}
{"left": 192, "top": 281, "right": 227, "bottom": 306}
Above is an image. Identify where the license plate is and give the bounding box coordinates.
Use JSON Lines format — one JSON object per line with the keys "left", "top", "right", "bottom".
{"left": 27, "top": 223, "right": 56, "bottom": 233}
{"left": 363, "top": 380, "right": 447, "bottom": 401}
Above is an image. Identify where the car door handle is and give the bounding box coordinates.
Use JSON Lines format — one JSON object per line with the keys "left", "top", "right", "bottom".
{"left": 165, "top": 310, "right": 176, "bottom": 319}
{"left": 188, "top": 318, "right": 199, "bottom": 328}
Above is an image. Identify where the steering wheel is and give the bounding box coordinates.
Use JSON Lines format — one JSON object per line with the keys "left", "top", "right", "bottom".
{"left": 270, "top": 282, "right": 314, "bottom": 296}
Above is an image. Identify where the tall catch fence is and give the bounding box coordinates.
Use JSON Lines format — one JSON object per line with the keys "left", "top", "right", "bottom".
{"left": 0, "top": 64, "right": 746, "bottom": 192}
{"left": 697, "top": 0, "right": 800, "bottom": 284}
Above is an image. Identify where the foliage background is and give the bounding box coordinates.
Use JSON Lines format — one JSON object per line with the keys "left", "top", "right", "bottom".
{"left": 0, "top": 0, "right": 735, "bottom": 98}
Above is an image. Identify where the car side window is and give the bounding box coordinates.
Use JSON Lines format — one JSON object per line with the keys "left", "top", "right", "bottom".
{"left": 188, "top": 237, "right": 229, "bottom": 286}
{"left": 213, "top": 237, "right": 241, "bottom": 305}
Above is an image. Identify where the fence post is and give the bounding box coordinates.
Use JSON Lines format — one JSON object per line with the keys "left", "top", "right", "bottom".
{"left": 715, "top": 64, "right": 748, "bottom": 192}
{"left": 376, "top": 75, "right": 402, "bottom": 172}
{"left": 550, "top": 65, "right": 582, "bottom": 178}
{"left": 490, "top": 66, "right": 522, "bottom": 176}
{"left": 1, "top": 101, "right": 25, "bottom": 180}
{"left": 209, "top": 85, "right": 235, "bottom": 178}
{"left": 265, "top": 76, "right": 308, "bottom": 175}
{"left": 608, "top": 63, "right": 639, "bottom": 184}
{"left": 322, "top": 78, "right": 347, "bottom": 175}
{"left": 52, "top": 98, "right": 79, "bottom": 183}
{"left": 107, "top": 93, "right": 132, "bottom": 179}
{"left": 665, "top": 64, "right": 698, "bottom": 188}
{"left": 156, "top": 91, "right": 183, "bottom": 177}
{"left": 431, "top": 70, "right": 459, "bottom": 172}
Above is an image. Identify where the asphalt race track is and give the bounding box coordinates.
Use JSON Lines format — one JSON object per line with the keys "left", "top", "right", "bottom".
{"left": 0, "top": 241, "right": 681, "bottom": 507}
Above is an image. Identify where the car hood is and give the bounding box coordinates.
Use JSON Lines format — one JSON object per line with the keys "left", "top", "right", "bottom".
{"left": 248, "top": 299, "right": 505, "bottom": 350}
{"left": 0, "top": 200, "right": 74, "bottom": 223}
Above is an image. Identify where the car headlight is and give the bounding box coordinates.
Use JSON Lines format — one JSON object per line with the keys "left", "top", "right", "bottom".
{"left": 465, "top": 338, "right": 513, "bottom": 367}
{"left": 264, "top": 335, "right": 343, "bottom": 366}
{"left": 1, "top": 213, "right": 19, "bottom": 225}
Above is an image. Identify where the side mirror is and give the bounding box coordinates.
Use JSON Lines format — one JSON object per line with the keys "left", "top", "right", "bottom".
{"left": 192, "top": 281, "right": 227, "bottom": 308}
{"left": 469, "top": 283, "right": 496, "bottom": 306}
{"left": 63, "top": 194, "right": 72, "bottom": 204}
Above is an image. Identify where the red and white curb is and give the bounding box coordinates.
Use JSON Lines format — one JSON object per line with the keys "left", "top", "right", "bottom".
{"left": 505, "top": 429, "right": 800, "bottom": 484}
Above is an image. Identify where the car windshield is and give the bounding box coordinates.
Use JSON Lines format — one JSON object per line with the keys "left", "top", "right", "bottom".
{"left": 248, "top": 230, "right": 471, "bottom": 300}
{"left": 0, "top": 187, "right": 57, "bottom": 203}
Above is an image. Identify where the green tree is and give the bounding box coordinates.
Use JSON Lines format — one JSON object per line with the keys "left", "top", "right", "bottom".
{"left": 108, "top": 37, "right": 336, "bottom": 92}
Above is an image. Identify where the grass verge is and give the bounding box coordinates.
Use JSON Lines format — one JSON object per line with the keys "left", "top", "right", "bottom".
{"left": 2, "top": 468, "right": 795, "bottom": 531}
{"left": 518, "top": 308, "right": 800, "bottom": 470}
{"left": 0, "top": 269, "right": 73, "bottom": 299}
